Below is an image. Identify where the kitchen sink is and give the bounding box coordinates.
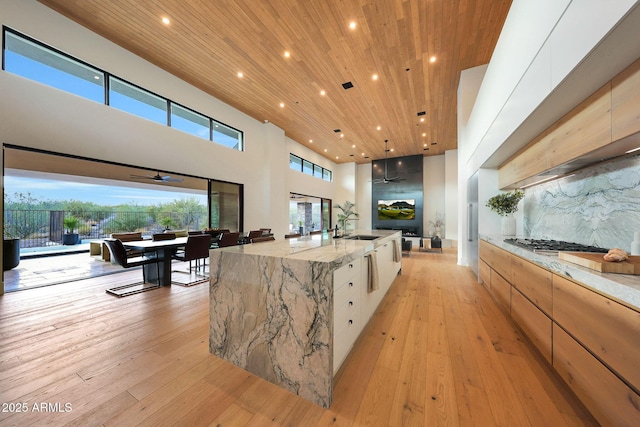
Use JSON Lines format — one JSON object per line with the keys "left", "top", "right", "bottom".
{"left": 344, "top": 234, "right": 379, "bottom": 240}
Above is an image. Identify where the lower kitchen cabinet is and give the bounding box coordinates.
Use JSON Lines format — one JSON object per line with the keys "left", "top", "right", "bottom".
{"left": 490, "top": 268, "right": 511, "bottom": 312}
{"left": 511, "top": 254, "right": 552, "bottom": 316}
{"left": 480, "top": 239, "right": 640, "bottom": 425}
{"left": 333, "top": 238, "right": 402, "bottom": 374}
{"left": 479, "top": 258, "right": 491, "bottom": 290}
{"left": 511, "top": 287, "right": 552, "bottom": 363}
{"left": 333, "top": 257, "right": 362, "bottom": 373}
{"left": 553, "top": 274, "right": 640, "bottom": 392}
{"left": 553, "top": 324, "right": 640, "bottom": 427}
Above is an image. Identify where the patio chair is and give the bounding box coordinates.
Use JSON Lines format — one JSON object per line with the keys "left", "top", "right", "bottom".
{"left": 171, "top": 234, "right": 211, "bottom": 286}
{"left": 103, "top": 238, "right": 161, "bottom": 297}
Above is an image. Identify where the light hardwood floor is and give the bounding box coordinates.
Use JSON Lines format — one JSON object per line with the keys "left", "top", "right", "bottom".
{"left": 0, "top": 249, "right": 598, "bottom": 426}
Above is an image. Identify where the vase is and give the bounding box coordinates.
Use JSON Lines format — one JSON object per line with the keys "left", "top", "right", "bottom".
{"left": 501, "top": 214, "right": 516, "bottom": 236}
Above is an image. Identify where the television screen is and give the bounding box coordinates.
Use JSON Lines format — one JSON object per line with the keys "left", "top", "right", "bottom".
{"left": 378, "top": 199, "right": 415, "bottom": 220}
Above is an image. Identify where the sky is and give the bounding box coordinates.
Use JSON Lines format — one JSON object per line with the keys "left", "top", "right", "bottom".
{"left": 4, "top": 175, "right": 207, "bottom": 206}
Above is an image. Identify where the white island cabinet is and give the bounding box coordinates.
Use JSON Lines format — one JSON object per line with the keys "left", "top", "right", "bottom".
{"left": 209, "top": 230, "right": 401, "bottom": 408}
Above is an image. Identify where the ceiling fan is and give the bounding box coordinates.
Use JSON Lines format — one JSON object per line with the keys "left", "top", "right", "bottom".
{"left": 130, "top": 172, "right": 184, "bottom": 183}
{"left": 371, "top": 140, "right": 406, "bottom": 184}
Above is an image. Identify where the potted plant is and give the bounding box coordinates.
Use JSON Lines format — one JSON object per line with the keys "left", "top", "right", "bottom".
{"left": 63, "top": 216, "right": 80, "bottom": 245}
{"left": 335, "top": 201, "right": 359, "bottom": 232}
{"left": 486, "top": 190, "right": 525, "bottom": 236}
{"left": 159, "top": 216, "right": 176, "bottom": 230}
{"left": 3, "top": 226, "right": 20, "bottom": 271}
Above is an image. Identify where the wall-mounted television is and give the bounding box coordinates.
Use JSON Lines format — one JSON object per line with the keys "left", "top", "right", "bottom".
{"left": 377, "top": 199, "right": 415, "bottom": 220}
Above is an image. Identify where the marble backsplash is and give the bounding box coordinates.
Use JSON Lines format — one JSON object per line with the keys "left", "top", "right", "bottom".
{"left": 523, "top": 153, "right": 640, "bottom": 251}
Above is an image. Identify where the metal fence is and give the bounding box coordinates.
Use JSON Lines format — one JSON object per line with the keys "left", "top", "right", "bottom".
{"left": 3, "top": 209, "right": 207, "bottom": 248}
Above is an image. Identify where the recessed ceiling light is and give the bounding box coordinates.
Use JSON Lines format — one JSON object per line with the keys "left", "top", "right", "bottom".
{"left": 161, "top": 17, "right": 170, "bottom": 25}
{"left": 284, "top": 51, "right": 291, "bottom": 58}
{"left": 237, "top": 72, "right": 243, "bottom": 78}
{"left": 320, "top": 89, "right": 326, "bottom": 96}
{"left": 420, "top": 118, "right": 425, "bottom": 122}
{"left": 422, "top": 133, "right": 426, "bottom": 137}
{"left": 423, "top": 143, "right": 427, "bottom": 147}
{"left": 324, "top": 149, "right": 328, "bottom": 152}
{"left": 390, "top": 148, "right": 394, "bottom": 152}
{"left": 376, "top": 126, "right": 381, "bottom": 131}
{"left": 430, "top": 56, "right": 437, "bottom": 63}
{"left": 372, "top": 74, "right": 378, "bottom": 81}
{"left": 340, "top": 134, "right": 344, "bottom": 138}
{"left": 309, "top": 139, "right": 313, "bottom": 143}
{"left": 336, "top": 156, "right": 339, "bottom": 159}
{"left": 352, "top": 144, "right": 356, "bottom": 148}
{"left": 349, "top": 21, "right": 357, "bottom": 30}
{"left": 279, "top": 102, "right": 285, "bottom": 108}
{"left": 362, "top": 152, "right": 365, "bottom": 156}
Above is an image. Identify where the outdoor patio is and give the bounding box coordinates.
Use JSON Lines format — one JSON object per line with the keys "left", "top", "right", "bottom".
{"left": 3, "top": 242, "right": 207, "bottom": 292}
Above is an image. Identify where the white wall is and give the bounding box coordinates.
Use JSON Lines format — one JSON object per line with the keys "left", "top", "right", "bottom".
{"left": 444, "top": 150, "right": 458, "bottom": 242}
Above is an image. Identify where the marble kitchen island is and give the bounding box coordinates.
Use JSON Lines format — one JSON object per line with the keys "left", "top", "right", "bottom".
{"left": 209, "top": 230, "right": 401, "bottom": 407}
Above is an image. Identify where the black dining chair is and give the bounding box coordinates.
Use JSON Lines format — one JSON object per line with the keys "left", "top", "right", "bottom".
{"left": 171, "top": 234, "right": 212, "bottom": 286}
{"left": 103, "top": 238, "right": 161, "bottom": 297}
{"left": 247, "top": 230, "right": 264, "bottom": 240}
{"left": 251, "top": 236, "right": 275, "bottom": 243}
{"left": 217, "top": 232, "right": 240, "bottom": 248}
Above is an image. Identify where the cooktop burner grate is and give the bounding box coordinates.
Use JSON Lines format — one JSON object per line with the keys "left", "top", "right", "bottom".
{"left": 504, "top": 238, "right": 609, "bottom": 253}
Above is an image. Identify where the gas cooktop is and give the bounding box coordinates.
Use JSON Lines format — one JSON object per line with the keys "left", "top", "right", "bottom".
{"left": 504, "top": 238, "right": 609, "bottom": 254}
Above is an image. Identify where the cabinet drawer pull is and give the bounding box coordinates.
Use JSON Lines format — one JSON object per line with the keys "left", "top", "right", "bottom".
{"left": 348, "top": 319, "right": 353, "bottom": 325}
{"left": 349, "top": 263, "right": 353, "bottom": 268}
{"left": 349, "top": 301, "right": 353, "bottom": 306}
{"left": 349, "top": 282, "right": 353, "bottom": 287}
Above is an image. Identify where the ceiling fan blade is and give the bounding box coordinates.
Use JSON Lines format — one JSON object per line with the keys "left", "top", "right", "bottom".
{"left": 162, "top": 176, "right": 184, "bottom": 182}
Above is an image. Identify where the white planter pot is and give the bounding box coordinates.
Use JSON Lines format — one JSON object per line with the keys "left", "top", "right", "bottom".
{"left": 501, "top": 215, "right": 516, "bottom": 236}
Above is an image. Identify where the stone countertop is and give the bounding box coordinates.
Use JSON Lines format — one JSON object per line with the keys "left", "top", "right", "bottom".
{"left": 481, "top": 235, "right": 640, "bottom": 310}
{"left": 211, "top": 229, "right": 400, "bottom": 264}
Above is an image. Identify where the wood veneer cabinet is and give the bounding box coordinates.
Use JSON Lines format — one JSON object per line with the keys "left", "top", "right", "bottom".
{"left": 490, "top": 268, "right": 511, "bottom": 313}
{"left": 511, "top": 287, "right": 552, "bottom": 363}
{"left": 479, "top": 240, "right": 512, "bottom": 282}
{"left": 553, "top": 325, "right": 640, "bottom": 427}
{"left": 480, "top": 240, "right": 640, "bottom": 425}
{"left": 612, "top": 57, "right": 640, "bottom": 141}
{"left": 553, "top": 274, "right": 640, "bottom": 391}
{"left": 511, "top": 255, "right": 553, "bottom": 316}
{"left": 498, "top": 83, "right": 612, "bottom": 189}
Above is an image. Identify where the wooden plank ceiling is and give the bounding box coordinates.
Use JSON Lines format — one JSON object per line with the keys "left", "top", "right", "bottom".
{"left": 38, "top": 0, "right": 512, "bottom": 164}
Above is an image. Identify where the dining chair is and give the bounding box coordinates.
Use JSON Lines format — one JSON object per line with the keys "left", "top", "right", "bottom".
{"left": 251, "top": 236, "right": 275, "bottom": 243}
{"left": 247, "top": 230, "right": 264, "bottom": 240}
{"left": 103, "top": 238, "right": 161, "bottom": 297}
{"left": 217, "top": 232, "right": 240, "bottom": 247}
{"left": 171, "top": 234, "right": 212, "bottom": 286}
{"left": 188, "top": 230, "right": 204, "bottom": 236}
{"left": 153, "top": 232, "right": 176, "bottom": 241}
{"left": 284, "top": 233, "right": 301, "bottom": 239}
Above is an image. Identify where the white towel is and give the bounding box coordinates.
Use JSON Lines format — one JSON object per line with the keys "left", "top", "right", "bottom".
{"left": 393, "top": 239, "right": 401, "bottom": 262}
{"left": 366, "top": 251, "right": 379, "bottom": 293}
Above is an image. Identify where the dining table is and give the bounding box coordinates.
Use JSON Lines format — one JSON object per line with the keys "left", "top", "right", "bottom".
{"left": 122, "top": 236, "right": 188, "bottom": 286}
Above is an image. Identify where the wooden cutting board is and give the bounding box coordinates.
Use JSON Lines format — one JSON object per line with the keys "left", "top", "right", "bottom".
{"left": 558, "top": 252, "right": 640, "bottom": 274}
